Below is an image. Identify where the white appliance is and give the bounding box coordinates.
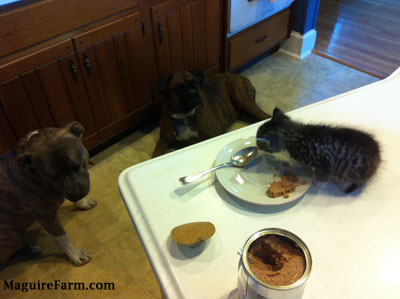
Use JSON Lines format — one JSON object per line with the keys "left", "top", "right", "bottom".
{"left": 229, "top": 0, "right": 294, "bottom": 37}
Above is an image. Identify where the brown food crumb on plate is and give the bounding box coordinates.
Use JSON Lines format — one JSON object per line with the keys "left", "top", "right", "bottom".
{"left": 267, "top": 170, "right": 304, "bottom": 198}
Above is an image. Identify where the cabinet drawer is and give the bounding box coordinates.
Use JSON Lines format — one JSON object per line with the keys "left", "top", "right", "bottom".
{"left": 73, "top": 12, "right": 141, "bottom": 50}
{"left": 0, "top": 0, "right": 138, "bottom": 57}
{"left": 0, "top": 40, "right": 74, "bottom": 83}
{"left": 229, "top": 9, "right": 290, "bottom": 70}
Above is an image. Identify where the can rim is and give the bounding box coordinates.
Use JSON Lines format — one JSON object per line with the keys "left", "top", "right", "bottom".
{"left": 241, "top": 228, "right": 312, "bottom": 290}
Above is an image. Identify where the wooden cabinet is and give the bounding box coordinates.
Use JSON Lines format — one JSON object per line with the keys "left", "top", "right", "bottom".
{"left": 0, "top": 101, "right": 18, "bottom": 154}
{"left": 0, "top": 11, "right": 156, "bottom": 155}
{"left": 0, "top": 0, "right": 138, "bottom": 58}
{"left": 0, "top": 0, "right": 225, "bottom": 155}
{"left": 73, "top": 12, "right": 156, "bottom": 141}
{"left": 150, "top": 0, "right": 222, "bottom": 76}
{"left": 0, "top": 40, "right": 100, "bottom": 152}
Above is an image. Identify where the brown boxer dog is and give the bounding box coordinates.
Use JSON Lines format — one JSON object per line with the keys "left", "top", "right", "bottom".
{"left": 0, "top": 122, "right": 97, "bottom": 270}
{"left": 153, "top": 70, "right": 270, "bottom": 157}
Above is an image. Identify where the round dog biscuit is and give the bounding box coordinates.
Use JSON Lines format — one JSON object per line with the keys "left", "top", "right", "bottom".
{"left": 171, "top": 222, "right": 215, "bottom": 245}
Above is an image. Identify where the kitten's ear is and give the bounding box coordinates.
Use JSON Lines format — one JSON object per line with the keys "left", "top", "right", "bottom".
{"left": 272, "top": 108, "right": 288, "bottom": 122}
{"left": 272, "top": 107, "right": 284, "bottom": 118}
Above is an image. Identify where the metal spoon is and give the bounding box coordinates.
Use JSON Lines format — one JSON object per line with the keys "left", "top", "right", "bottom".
{"left": 179, "top": 146, "right": 258, "bottom": 185}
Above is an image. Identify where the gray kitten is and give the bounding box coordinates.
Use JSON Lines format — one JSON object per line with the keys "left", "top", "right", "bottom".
{"left": 256, "top": 108, "right": 381, "bottom": 193}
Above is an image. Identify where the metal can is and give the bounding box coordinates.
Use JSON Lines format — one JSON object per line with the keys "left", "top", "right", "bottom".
{"left": 238, "top": 228, "right": 312, "bottom": 299}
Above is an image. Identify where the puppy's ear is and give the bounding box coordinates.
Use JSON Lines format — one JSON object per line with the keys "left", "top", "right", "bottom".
{"left": 189, "top": 69, "right": 204, "bottom": 85}
{"left": 17, "top": 153, "right": 32, "bottom": 168}
{"left": 67, "top": 121, "right": 84, "bottom": 139}
{"left": 156, "top": 74, "right": 172, "bottom": 96}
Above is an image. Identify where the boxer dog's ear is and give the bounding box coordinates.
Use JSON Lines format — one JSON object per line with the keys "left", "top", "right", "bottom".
{"left": 189, "top": 69, "right": 204, "bottom": 86}
{"left": 156, "top": 74, "right": 173, "bottom": 96}
{"left": 67, "top": 121, "right": 84, "bottom": 139}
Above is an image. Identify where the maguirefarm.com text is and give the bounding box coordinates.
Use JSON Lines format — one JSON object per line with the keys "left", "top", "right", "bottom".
{"left": 3, "top": 280, "right": 115, "bottom": 292}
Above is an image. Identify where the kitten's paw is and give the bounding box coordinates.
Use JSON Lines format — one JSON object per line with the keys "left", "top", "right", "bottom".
{"left": 342, "top": 182, "right": 362, "bottom": 193}
{"left": 74, "top": 198, "right": 97, "bottom": 210}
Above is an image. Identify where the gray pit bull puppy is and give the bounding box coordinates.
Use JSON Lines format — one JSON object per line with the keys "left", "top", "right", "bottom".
{"left": 0, "top": 122, "right": 97, "bottom": 269}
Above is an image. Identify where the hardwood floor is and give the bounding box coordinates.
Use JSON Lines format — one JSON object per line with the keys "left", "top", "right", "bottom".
{"left": 314, "top": 0, "right": 400, "bottom": 78}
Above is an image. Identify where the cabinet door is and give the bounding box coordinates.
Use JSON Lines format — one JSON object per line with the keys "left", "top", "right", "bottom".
{"left": 0, "top": 77, "right": 41, "bottom": 139}
{"left": 151, "top": 0, "right": 221, "bottom": 77}
{"left": 73, "top": 12, "right": 156, "bottom": 140}
{"left": 0, "top": 103, "right": 18, "bottom": 155}
{"left": 0, "top": 40, "right": 100, "bottom": 150}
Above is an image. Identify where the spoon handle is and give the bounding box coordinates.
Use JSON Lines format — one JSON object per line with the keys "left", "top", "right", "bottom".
{"left": 179, "top": 162, "right": 233, "bottom": 185}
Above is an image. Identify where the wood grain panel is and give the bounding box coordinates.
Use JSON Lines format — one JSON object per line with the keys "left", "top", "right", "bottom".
{"left": 0, "top": 105, "right": 17, "bottom": 155}
{"left": 191, "top": 1, "right": 207, "bottom": 70}
{"left": 167, "top": 10, "right": 185, "bottom": 72}
{"left": 205, "top": 0, "right": 220, "bottom": 69}
{"left": 59, "top": 53, "right": 98, "bottom": 137}
{"left": 73, "top": 12, "right": 141, "bottom": 50}
{"left": 315, "top": 0, "right": 400, "bottom": 78}
{"left": 92, "top": 37, "right": 127, "bottom": 121}
{"left": 98, "top": 103, "right": 152, "bottom": 141}
{"left": 113, "top": 32, "right": 138, "bottom": 113}
{"left": 0, "top": 77, "right": 40, "bottom": 138}
{"left": 78, "top": 47, "right": 112, "bottom": 130}
{"left": 180, "top": 5, "right": 194, "bottom": 69}
{"left": 0, "top": 0, "right": 138, "bottom": 57}
{"left": 125, "top": 26, "right": 155, "bottom": 108}
{"left": 151, "top": 0, "right": 194, "bottom": 18}
{"left": 20, "top": 70, "right": 55, "bottom": 128}
{"left": 153, "top": 16, "right": 172, "bottom": 76}
{"left": 36, "top": 61, "right": 76, "bottom": 127}
{"left": 0, "top": 40, "right": 73, "bottom": 83}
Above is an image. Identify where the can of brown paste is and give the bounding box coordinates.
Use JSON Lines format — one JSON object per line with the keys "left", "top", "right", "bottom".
{"left": 238, "top": 228, "right": 312, "bottom": 299}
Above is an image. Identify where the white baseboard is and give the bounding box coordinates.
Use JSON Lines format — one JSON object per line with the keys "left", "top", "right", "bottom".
{"left": 279, "top": 29, "right": 317, "bottom": 60}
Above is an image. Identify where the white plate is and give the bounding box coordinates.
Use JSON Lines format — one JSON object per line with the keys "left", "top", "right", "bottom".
{"left": 215, "top": 136, "right": 313, "bottom": 206}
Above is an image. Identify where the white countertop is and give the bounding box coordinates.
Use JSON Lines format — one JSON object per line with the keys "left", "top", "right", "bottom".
{"left": 119, "top": 68, "right": 400, "bottom": 299}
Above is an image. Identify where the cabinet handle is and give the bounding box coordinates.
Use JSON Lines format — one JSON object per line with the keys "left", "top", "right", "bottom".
{"left": 157, "top": 22, "right": 163, "bottom": 43}
{"left": 255, "top": 35, "right": 267, "bottom": 44}
{"left": 82, "top": 53, "right": 91, "bottom": 75}
{"left": 141, "top": 21, "right": 145, "bottom": 36}
{"left": 69, "top": 59, "right": 78, "bottom": 81}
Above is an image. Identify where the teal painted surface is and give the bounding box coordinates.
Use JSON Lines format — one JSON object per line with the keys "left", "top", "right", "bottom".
{"left": 293, "top": 0, "right": 321, "bottom": 34}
